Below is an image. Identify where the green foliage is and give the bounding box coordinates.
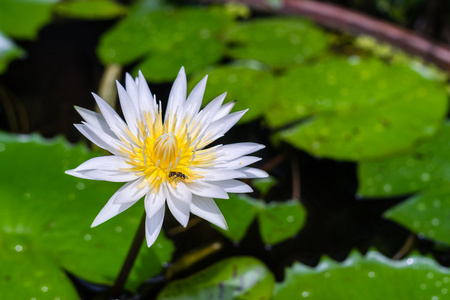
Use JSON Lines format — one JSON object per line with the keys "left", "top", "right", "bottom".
{"left": 157, "top": 256, "right": 275, "bottom": 300}
{"left": 0, "top": 31, "right": 24, "bottom": 74}
{"left": 0, "top": 132, "right": 174, "bottom": 297}
{"left": 358, "top": 122, "right": 450, "bottom": 197}
{"left": 0, "top": 0, "right": 57, "bottom": 39}
{"left": 215, "top": 194, "right": 261, "bottom": 242}
{"left": 225, "top": 18, "right": 329, "bottom": 67}
{"left": 273, "top": 57, "right": 447, "bottom": 161}
{"left": 98, "top": 6, "right": 234, "bottom": 81}
{"left": 274, "top": 251, "right": 450, "bottom": 299}
{"left": 215, "top": 194, "right": 306, "bottom": 245}
{"left": 54, "top": 0, "right": 128, "bottom": 20}
{"left": 257, "top": 200, "right": 306, "bottom": 245}
{"left": 189, "top": 65, "right": 275, "bottom": 123}
{"left": 384, "top": 189, "right": 450, "bottom": 244}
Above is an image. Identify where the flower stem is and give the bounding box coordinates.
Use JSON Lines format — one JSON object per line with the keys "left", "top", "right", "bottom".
{"left": 109, "top": 212, "right": 146, "bottom": 299}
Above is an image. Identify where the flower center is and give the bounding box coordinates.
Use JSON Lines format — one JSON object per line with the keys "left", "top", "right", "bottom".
{"left": 151, "top": 132, "right": 179, "bottom": 171}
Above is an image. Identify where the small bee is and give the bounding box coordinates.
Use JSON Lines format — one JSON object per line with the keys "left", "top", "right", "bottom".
{"left": 169, "top": 171, "right": 187, "bottom": 181}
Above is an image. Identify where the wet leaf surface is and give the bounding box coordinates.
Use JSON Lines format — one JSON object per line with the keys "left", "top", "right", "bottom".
{"left": 384, "top": 189, "right": 450, "bottom": 244}
{"left": 0, "top": 132, "right": 174, "bottom": 297}
{"left": 225, "top": 18, "right": 329, "bottom": 67}
{"left": 0, "top": 0, "right": 57, "bottom": 39}
{"left": 157, "top": 256, "right": 275, "bottom": 300}
{"left": 358, "top": 122, "right": 450, "bottom": 197}
{"left": 273, "top": 58, "right": 447, "bottom": 161}
{"left": 274, "top": 251, "right": 450, "bottom": 299}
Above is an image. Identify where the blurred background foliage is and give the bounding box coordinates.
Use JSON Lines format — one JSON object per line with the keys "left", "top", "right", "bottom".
{"left": 1, "top": 0, "right": 450, "bottom": 299}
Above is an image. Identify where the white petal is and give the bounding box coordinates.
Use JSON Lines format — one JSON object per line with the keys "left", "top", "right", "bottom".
{"left": 74, "top": 123, "right": 120, "bottom": 155}
{"left": 91, "top": 182, "right": 142, "bottom": 227}
{"left": 185, "top": 75, "right": 207, "bottom": 117}
{"left": 190, "top": 196, "right": 227, "bottom": 230}
{"left": 73, "top": 156, "right": 130, "bottom": 172}
{"left": 145, "top": 205, "right": 165, "bottom": 247}
{"left": 186, "top": 181, "right": 229, "bottom": 199}
{"left": 194, "top": 92, "right": 226, "bottom": 126}
{"left": 65, "top": 168, "right": 138, "bottom": 182}
{"left": 214, "top": 179, "right": 253, "bottom": 193}
{"left": 166, "top": 186, "right": 190, "bottom": 227}
{"left": 168, "top": 181, "right": 192, "bottom": 204}
{"left": 216, "top": 156, "right": 262, "bottom": 170}
{"left": 198, "top": 109, "right": 247, "bottom": 148}
{"left": 214, "top": 143, "right": 265, "bottom": 162}
{"left": 137, "top": 71, "right": 156, "bottom": 115}
{"left": 191, "top": 167, "right": 244, "bottom": 181}
{"left": 240, "top": 167, "right": 269, "bottom": 179}
{"left": 92, "top": 93, "right": 132, "bottom": 144}
{"left": 166, "top": 67, "right": 187, "bottom": 122}
{"left": 212, "top": 100, "right": 236, "bottom": 121}
{"left": 144, "top": 191, "right": 166, "bottom": 219}
{"left": 125, "top": 73, "right": 139, "bottom": 104}
{"left": 116, "top": 81, "right": 138, "bottom": 135}
{"left": 75, "top": 106, "right": 115, "bottom": 137}
{"left": 113, "top": 177, "right": 149, "bottom": 203}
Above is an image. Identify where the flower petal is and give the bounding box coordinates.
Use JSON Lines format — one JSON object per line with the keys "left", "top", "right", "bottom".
{"left": 185, "top": 75, "right": 207, "bottom": 118}
{"left": 75, "top": 106, "right": 115, "bottom": 136}
{"left": 74, "top": 123, "right": 121, "bottom": 155}
{"left": 145, "top": 204, "right": 165, "bottom": 247}
{"left": 125, "top": 73, "right": 139, "bottom": 104}
{"left": 214, "top": 179, "right": 253, "bottom": 193}
{"left": 91, "top": 181, "right": 142, "bottom": 227}
{"left": 216, "top": 156, "right": 262, "bottom": 170}
{"left": 66, "top": 168, "right": 138, "bottom": 183}
{"left": 166, "top": 67, "right": 187, "bottom": 122}
{"left": 212, "top": 100, "right": 236, "bottom": 121}
{"left": 190, "top": 196, "right": 227, "bottom": 230}
{"left": 92, "top": 93, "right": 132, "bottom": 144}
{"left": 186, "top": 181, "right": 229, "bottom": 199}
{"left": 144, "top": 190, "right": 166, "bottom": 219}
{"left": 72, "top": 156, "right": 131, "bottom": 172}
{"left": 166, "top": 186, "right": 190, "bottom": 227}
{"left": 113, "top": 177, "right": 149, "bottom": 203}
{"left": 191, "top": 167, "right": 244, "bottom": 181}
{"left": 239, "top": 167, "right": 269, "bottom": 179}
{"left": 137, "top": 71, "right": 156, "bottom": 116}
{"left": 214, "top": 143, "right": 265, "bottom": 162}
{"left": 116, "top": 81, "right": 138, "bottom": 135}
{"left": 198, "top": 109, "right": 247, "bottom": 148}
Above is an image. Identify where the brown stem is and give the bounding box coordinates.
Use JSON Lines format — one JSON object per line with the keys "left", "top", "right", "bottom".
{"left": 97, "top": 64, "right": 122, "bottom": 110}
{"left": 291, "top": 155, "right": 300, "bottom": 200}
{"left": 393, "top": 233, "right": 415, "bottom": 260}
{"left": 109, "top": 212, "right": 146, "bottom": 299}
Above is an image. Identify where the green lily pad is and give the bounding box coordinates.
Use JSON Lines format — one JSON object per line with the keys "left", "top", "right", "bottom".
{"left": 358, "top": 122, "right": 450, "bottom": 197}
{"left": 54, "top": 0, "right": 127, "bottom": 20}
{"left": 225, "top": 18, "right": 329, "bottom": 67}
{"left": 0, "top": 132, "right": 174, "bottom": 297}
{"left": 215, "top": 194, "right": 261, "bottom": 242}
{"left": 157, "top": 256, "right": 275, "bottom": 300}
{"left": 215, "top": 194, "right": 307, "bottom": 245}
{"left": 274, "top": 251, "right": 450, "bottom": 299}
{"left": 384, "top": 189, "right": 450, "bottom": 244}
{"left": 0, "top": 31, "right": 24, "bottom": 74}
{"left": 273, "top": 57, "right": 447, "bottom": 161}
{"left": 188, "top": 66, "right": 275, "bottom": 123}
{"left": 258, "top": 200, "right": 306, "bottom": 245}
{"left": 136, "top": 35, "right": 225, "bottom": 83}
{"left": 252, "top": 176, "right": 277, "bottom": 197}
{"left": 0, "top": 0, "right": 57, "bottom": 39}
{"left": 98, "top": 6, "right": 233, "bottom": 80}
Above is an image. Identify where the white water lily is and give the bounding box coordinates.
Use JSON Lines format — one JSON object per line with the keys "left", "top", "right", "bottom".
{"left": 66, "top": 67, "right": 267, "bottom": 247}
